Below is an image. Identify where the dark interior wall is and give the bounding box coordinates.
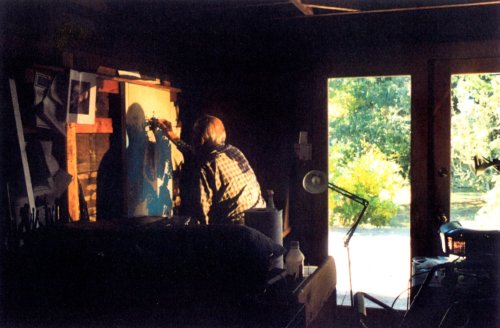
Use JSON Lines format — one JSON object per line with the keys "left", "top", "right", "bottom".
{"left": 2, "top": 1, "right": 499, "bottom": 263}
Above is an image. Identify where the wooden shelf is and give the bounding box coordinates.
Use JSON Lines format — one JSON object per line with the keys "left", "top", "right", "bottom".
{"left": 97, "top": 75, "right": 182, "bottom": 94}
{"left": 75, "top": 117, "right": 113, "bottom": 134}
{"left": 111, "top": 77, "right": 181, "bottom": 93}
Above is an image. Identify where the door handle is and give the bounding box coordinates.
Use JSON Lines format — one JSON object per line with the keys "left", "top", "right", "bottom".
{"left": 438, "top": 167, "right": 448, "bottom": 177}
{"left": 437, "top": 210, "right": 449, "bottom": 223}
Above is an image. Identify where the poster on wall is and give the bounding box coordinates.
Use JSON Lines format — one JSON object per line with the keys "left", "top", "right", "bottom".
{"left": 66, "top": 69, "right": 97, "bottom": 124}
{"left": 33, "top": 71, "right": 68, "bottom": 136}
{"left": 124, "top": 82, "right": 183, "bottom": 218}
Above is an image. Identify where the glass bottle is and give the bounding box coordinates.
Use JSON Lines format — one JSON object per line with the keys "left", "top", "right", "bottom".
{"left": 285, "top": 241, "right": 305, "bottom": 280}
{"left": 266, "top": 189, "right": 276, "bottom": 209}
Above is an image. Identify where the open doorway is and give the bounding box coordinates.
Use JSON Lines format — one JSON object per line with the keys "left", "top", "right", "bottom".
{"left": 327, "top": 76, "right": 411, "bottom": 309}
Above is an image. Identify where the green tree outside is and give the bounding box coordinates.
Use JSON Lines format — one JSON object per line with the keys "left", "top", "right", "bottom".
{"left": 328, "top": 76, "right": 411, "bottom": 227}
{"left": 451, "top": 74, "right": 500, "bottom": 227}
{"left": 451, "top": 74, "right": 499, "bottom": 192}
{"left": 328, "top": 74, "right": 499, "bottom": 228}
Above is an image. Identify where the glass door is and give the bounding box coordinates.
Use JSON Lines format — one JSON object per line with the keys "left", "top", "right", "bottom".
{"left": 450, "top": 73, "right": 499, "bottom": 229}
{"left": 432, "top": 58, "right": 500, "bottom": 232}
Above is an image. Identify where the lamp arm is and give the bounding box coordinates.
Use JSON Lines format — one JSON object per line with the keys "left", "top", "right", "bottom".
{"left": 327, "top": 183, "right": 369, "bottom": 247}
{"left": 343, "top": 204, "right": 368, "bottom": 248}
{"left": 328, "top": 183, "right": 369, "bottom": 207}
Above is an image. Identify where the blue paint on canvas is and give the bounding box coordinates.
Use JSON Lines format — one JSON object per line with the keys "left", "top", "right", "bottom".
{"left": 126, "top": 103, "right": 173, "bottom": 217}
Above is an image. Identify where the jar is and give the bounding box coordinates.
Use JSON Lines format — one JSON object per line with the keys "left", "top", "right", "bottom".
{"left": 285, "top": 241, "right": 305, "bottom": 280}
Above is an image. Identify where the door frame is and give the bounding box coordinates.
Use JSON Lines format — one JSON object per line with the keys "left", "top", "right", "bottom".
{"left": 430, "top": 57, "right": 500, "bottom": 255}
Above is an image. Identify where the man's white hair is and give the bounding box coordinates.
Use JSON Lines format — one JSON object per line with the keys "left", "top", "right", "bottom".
{"left": 193, "top": 115, "right": 226, "bottom": 146}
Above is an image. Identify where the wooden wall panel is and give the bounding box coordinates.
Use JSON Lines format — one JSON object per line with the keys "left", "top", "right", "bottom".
{"left": 66, "top": 123, "right": 79, "bottom": 221}
{"left": 77, "top": 134, "right": 110, "bottom": 221}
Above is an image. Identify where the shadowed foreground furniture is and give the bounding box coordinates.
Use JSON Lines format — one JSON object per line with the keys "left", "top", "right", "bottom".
{"left": 3, "top": 218, "right": 336, "bottom": 327}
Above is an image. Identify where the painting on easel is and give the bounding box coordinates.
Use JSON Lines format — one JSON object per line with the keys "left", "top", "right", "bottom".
{"left": 124, "top": 82, "right": 183, "bottom": 218}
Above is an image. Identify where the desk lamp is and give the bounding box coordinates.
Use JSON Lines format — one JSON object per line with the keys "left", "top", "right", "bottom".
{"left": 303, "top": 170, "right": 369, "bottom": 306}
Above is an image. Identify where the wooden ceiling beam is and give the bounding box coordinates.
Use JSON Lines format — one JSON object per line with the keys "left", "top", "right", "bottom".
{"left": 281, "top": 0, "right": 500, "bottom": 18}
{"left": 291, "top": 0, "right": 315, "bottom": 15}
{"left": 303, "top": 0, "right": 360, "bottom": 12}
{"left": 305, "top": 4, "right": 359, "bottom": 12}
{"left": 301, "top": 0, "right": 500, "bottom": 13}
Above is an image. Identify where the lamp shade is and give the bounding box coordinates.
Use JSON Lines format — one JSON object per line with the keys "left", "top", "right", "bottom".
{"left": 302, "top": 170, "right": 328, "bottom": 194}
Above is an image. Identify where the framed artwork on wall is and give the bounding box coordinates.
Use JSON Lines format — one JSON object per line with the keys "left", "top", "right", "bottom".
{"left": 66, "top": 69, "right": 97, "bottom": 124}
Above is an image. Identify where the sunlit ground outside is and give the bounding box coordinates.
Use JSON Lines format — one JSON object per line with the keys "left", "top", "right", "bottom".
{"left": 450, "top": 192, "right": 497, "bottom": 229}
{"left": 328, "top": 190, "right": 496, "bottom": 310}
{"left": 329, "top": 187, "right": 411, "bottom": 310}
{"left": 329, "top": 227, "right": 411, "bottom": 310}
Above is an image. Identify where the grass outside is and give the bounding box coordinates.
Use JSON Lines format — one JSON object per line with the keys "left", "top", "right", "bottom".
{"left": 333, "top": 191, "right": 486, "bottom": 229}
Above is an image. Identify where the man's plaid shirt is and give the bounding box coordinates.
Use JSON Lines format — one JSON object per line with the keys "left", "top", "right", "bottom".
{"left": 196, "top": 144, "right": 265, "bottom": 224}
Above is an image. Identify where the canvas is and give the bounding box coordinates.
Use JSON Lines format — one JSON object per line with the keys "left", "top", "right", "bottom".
{"left": 125, "top": 83, "right": 182, "bottom": 217}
